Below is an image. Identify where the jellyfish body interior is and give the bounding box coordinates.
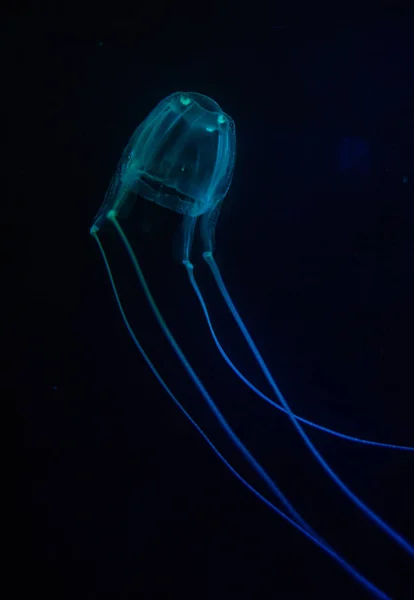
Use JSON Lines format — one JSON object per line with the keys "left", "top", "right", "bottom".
{"left": 91, "top": 91, "right": 413, "bottom": 600}
{"left": 91, "top": 91, "right": 235, "bottom": 262}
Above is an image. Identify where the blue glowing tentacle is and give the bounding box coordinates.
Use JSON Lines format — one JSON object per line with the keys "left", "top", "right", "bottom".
{"left": 184, "top": 263, "right": 413, "bottom": 452}
{"left": 107, "top": 213, "right": 307, "bottom": 530}
{"left": 92, "top": 230, "right": 391, "bottom": 600}
{"left": 203, "top": 251, "right": 414, "bottom": 558}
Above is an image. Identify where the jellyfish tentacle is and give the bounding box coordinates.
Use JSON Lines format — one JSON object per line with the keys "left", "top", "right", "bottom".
{"left": 184, "top": 262, "right": 413, "bottom": 452}
{"left": 109, "top": 214, "right": 307, "bottom": 529}
{"left": 92, "top": 229, "right": 391, "bottom": 600}
{"left": 203, "top": 251, "right": 414, "bottom": 558}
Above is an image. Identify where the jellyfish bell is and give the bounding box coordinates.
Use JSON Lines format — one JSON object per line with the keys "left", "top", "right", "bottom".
{"left": 91, "top": 91, "right": 236, "bottom": 261}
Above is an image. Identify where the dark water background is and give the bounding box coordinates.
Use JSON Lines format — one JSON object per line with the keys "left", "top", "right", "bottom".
{"left": 10, "top": 12, "right": 414, "bottom": 599}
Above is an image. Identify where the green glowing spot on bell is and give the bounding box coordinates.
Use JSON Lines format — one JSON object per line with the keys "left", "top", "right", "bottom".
{"left": 217, "top": 114, "right": 226, "bottom": 124}
{"left": 180, "top": 96, "right": 191, "bottom": 106}
{"left": 205, "top": 126, "right": 215, "bottom": 132}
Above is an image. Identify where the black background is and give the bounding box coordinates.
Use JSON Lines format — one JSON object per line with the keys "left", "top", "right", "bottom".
{"left": 10, "top": 9, "right": 414, "bottom": 600}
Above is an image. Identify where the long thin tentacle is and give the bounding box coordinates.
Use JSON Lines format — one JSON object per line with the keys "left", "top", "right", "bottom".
{"left": 91, "top": 229, "right": 391, "bottom": 600}
{"left": 203, "top": 251, "right": 414, "bottom": 558}
{"left": 184, "top": 262, "right": 413, "bottom": 451}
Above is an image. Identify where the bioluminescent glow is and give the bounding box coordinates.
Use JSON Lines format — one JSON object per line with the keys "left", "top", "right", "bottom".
{"left": 91, "top": 91, "right": 413, "bottom": 599}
